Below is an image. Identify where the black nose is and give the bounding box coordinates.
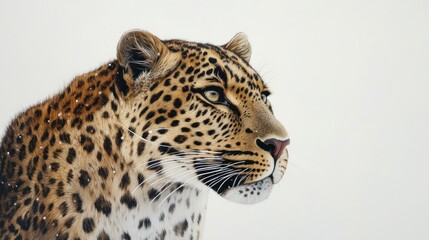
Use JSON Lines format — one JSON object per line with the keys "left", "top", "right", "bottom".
{"left": 256, "top": 138, "right": 290, "bottom": 160}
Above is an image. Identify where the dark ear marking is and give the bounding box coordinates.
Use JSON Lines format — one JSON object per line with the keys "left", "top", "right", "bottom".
{"left": 127, "top": 47, "right": 150, "bottom": 80}
{"left": 116, "top": 29, "right": 180, "bottom": 83}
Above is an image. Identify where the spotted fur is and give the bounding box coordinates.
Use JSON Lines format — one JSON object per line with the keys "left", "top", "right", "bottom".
{"left": 0, "top": 30, "right": 289, "bottom": 240}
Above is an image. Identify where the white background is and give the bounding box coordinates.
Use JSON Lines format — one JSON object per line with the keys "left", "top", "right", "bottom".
{"left": 1, "top": 1, "right": 428, "bottom": 239}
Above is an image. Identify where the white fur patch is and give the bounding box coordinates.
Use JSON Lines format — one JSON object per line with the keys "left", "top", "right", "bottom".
{"left": 221, "top": 177, "right": 273, "bottom": 204}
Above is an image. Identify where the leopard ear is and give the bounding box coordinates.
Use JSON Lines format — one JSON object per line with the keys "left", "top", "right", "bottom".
{"left": 223, "top": 32, "right": 252, "bottom": 62}
{"left": 117, "top": 30, "right": 180, "bottom": 82}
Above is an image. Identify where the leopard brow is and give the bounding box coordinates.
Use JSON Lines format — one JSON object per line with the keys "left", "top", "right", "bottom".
{"left": 206, "top": 77, "right": 222, "bottom": 84}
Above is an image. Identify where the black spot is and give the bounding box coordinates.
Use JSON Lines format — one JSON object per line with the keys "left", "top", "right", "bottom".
{"left": 42, "top": 185, "right": 50, "bottom": 197}
{"left": 22, "top": 186, "right": 31, "bottom": 195}
{"left": 79, "top": 170, "right": 91, "bottom": 188}
{"left": 137, "top": 173, "right": 145, "bottom": 188}
{"left": 59, "top": 202, "right": 69, "bottom": 217}
{"left": 149, "top": 81, "right": 159, "bottom": 91}
{"left": 82, "top": 217, "right": 95, "bottom": 233}
{"left": 173, "top": 99, "right": 182, "bottom": 108}
{"left": 59, "top": 133, "right": 71, "bottom": 144}
{"left": 145, "top": 111, "right": 155, "bottom": 120}
{"left": 148, "top": 188, "right": 160, "bottom": 201}
{"left": 98, "top": 167, "right": 109, "bottom": 179}
{"left": 39, "top": 216, "right": 48, "bottom": 233}
{"left": 119, "top": 172, "right": 131, "bottom": 189}
{"left": 74, "top": 103, "right": 85, "bottom": 115}
{"left": 64, "top": 217, "right": 75, "bottom": 228}
{"left": 50, "top": 162, "right": 60, "bottom": 171}
{"left": 56, "top": 181, "right": 65, "bottom": 196}
{"left": 197, "top": 213, "right": 202, "bottom": 224}
{"left": 164, "top": 78, "right": 172, "bottom": 86}
{"left": 174, "top": 219, "right": 189, "bottom": 237}
{"left": 34, "top": 109, "right": 42, "bottom": 118}
{"left": 26, "top": 156, "right": 38, "bottom": 180}
{"left": 208, "top": 57, "right": 217, "bottom": 63}
{"left": 80, "top": 134, "right": 95, "bottom": 153}
{"left": 245, "top": 128, "right": 253, "bottom": 133}
{"left": 138, "top": 218, "right": 151, "bottom": 229}
{"left": 41, "top": 131, "right": 49, "bottom": 142}
{"left": 19, "top": 145, "right": 26, "bottom": 161}
{"left": 16, "top": 215, "right": 31, "bottom": 231}
{"left": 186, "top": 66, "right": 194, "bottom": 74}
{"left": 86, "top": 126, "right": 96, "bottom": 134}
{"left": 71, "top": 117, "right": 83, "bottom": 129}
{"left": 121, "top": 232, "right": 131, "bottom": 240}
{"left": 163, "top": 95, "right": 172, "bottom": 102}
{"left": 150, "top": 90, "right": 164, "bottom": 104}
{"left": 137, "top": 142, "right": 145, "bottom": 156}
{"left": 120, "top": 192, "right": 137, "bottom": 209}
{"left": 115, "top": 129, "right": 123, "bottom": 148}
{"left": 167, "top": 110, "right": 177, "bottom": 118}
{"left": 171, "top": 120, "right": 180, "bottom": 127}
{"left": 147, "top": 159, "right": 162, "bottom": 172}
{"left": 169, "top": 203, "right": 176, "bottom": 214}
{"left": 155, "top": 116, "right": 167, "bottom": 124}
{"left": 97, "top": 151, "right": 103, "bottom": 161}
{"left": 72, "top": 193, "right": 83, "bottom": 213}
{"left": 191, "top": 122, "right": 200, "bottom": 128}
{"left": 181, "top": 127, "right": 191, "bottom": 133}
{"left": 157, "top": 129, "right": 168, "bottom": 134}
{"left": 111, "top": 101, "right": 118, "bottom": 111}
{"left": 53, "top": 148, "right": 62, "bottom": 158}
{"left": 53, "top": 118, "right": 67, "bottom": 130}
{"left": 94, "top": 195, "right": 112, "bottom": 217}
{"left": 103, "top": 137, "right": 113, "bottom": 156}
{"left": 49, "top": 135, "right": 56, "bottom": 146}
{"left": 77, "top": 80, "right": 85, "bottom": 88}
{"left": 29, "top": 135, "right": 37, "bottom": 153}
{"left": 67, "top": 169, "right": 74, "bottom": 183}
{"left": 174, "top": 135, "right": 187, "bottom": 143}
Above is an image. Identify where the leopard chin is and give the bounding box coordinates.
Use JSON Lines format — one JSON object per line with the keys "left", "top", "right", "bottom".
{"left": 221, "top": 177, "right": 273, "bottom": 204}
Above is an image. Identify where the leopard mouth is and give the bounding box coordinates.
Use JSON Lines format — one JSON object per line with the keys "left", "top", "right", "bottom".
{"left": 192, "top": 148, "right": 286, "bottom": 200}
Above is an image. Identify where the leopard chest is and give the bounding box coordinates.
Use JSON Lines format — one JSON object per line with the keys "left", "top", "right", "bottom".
{"left": 79, "top": 182, "right": 209, "bottom": 240}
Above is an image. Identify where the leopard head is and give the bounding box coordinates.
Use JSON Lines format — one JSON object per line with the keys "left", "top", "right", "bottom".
{"left": 117, "top": 30, "right": 289, "bottom": 204}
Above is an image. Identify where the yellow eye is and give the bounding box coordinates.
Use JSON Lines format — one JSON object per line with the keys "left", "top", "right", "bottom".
{"left": 204, "top": 90, "right": 221, "bottom": 102}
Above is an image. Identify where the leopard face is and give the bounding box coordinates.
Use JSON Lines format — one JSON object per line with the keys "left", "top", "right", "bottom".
{"left": 118, "top": 30, "right": 289, "bottom": 204}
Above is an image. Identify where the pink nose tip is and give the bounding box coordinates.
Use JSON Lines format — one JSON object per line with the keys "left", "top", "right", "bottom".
{"left": 256, "top": 138, "right": 290, "bottom": 160}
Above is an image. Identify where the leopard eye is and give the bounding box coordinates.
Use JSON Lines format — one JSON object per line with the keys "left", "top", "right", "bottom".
{"left": 261, "top": 93, "right": 268, "bottom": 104}
{"left": 204, "top": 89, "right": 221, "bottom": 102}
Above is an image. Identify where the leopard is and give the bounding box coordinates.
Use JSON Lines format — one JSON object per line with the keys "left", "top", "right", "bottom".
{"left": 0, "top": 29, "right": 289, "bottom": 240}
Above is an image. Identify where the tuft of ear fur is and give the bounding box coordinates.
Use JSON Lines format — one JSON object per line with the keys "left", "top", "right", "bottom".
{"left": 223, "top": 33, "right": 252, "bottom": 62}
{"left": 117, "top": 30, "right": 180, "bottom": 83}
